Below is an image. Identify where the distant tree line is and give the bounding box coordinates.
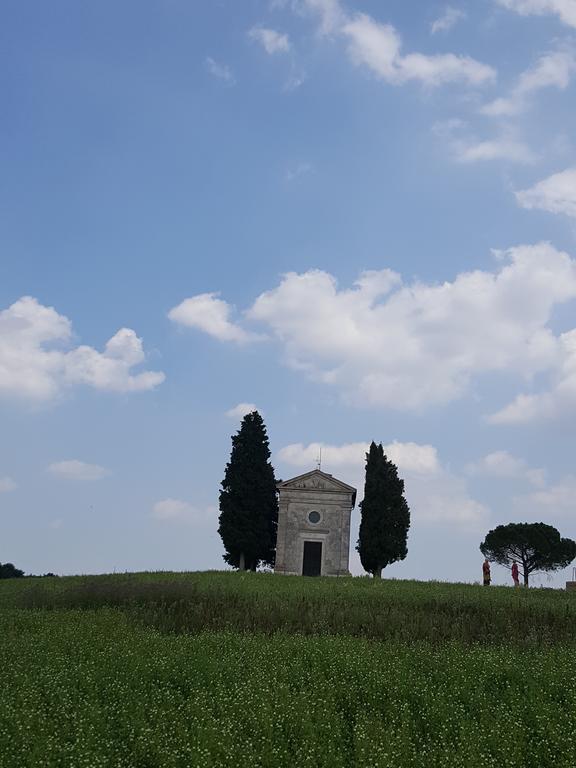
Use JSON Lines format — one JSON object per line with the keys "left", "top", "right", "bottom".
{"left": 0, "top": 562, "right": 24, "bottom": 579}
{"left": 0, "top": 563, "right": 57, "bottom": 579}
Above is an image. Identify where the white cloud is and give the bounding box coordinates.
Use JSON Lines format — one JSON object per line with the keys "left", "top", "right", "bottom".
{"left": 466, "top": 450, "right": 546, "bottom": 486}
{"left": 516, "top": 167, "right": 576, "bottom": 218}
{"left": 243, "top": 244, "right": 576, "bottom": 410}
{"left": 64, "top": 329, "right": 164, "bottom": 393}
{"left": 0, "top": 296, "right": 165, "bottom": 402}
{"left": 284, "top": 68, "right": 307, "bottom": 90}
{"left": 0, "top": 477, "right": 17, "bottom": 492}
{"left": 412, "top": 475, "right": 490, "bottom": 527}
{"left": 435, "top": 120, "right": 535, "bottom": 163}
{"left": 431, "top": 7, "right": 466, "bottom": 34}
{"left": 517, "top": 475, "right": 576, "bottom": 511}
{"left": 205, "top": 57, "right": 235, "bottom": 84}
{"left": 180, "top": 245, "right": 576, "bottom": 419}
{"left": 456, "top": 137, "right": 535, "bottom": 163}
{"left": 299, "top": 0, "right": 494, "bottom": 87}
{"left": 168, "top": 293, "right": 263, "bottom": 344}
{"left": 249, "top": 27, "right": 291, "bottom": 54}
{"left": 278, "top": 441, "right": 440, "bottom": 474}
{"left": 482, "top": 49, "right": 576, "bottom": 116}
{"left": 152, "top": 498, "right": 217, "bottom": 524}
{"left": 342, "top": 13, "right": 495, "bottom": 87}
{"left": 490, "top": 392, "right": 550, "bottom": 423}
{"left": 285, "top": 162, "right": 314, "bottom": 181}
{"left": 489, "top": 328, "right": 576, "bottom": 423}
{"left": 496, "top": 0, "right": 576, "bottom": 28}
{"left": 225, "top": 402, "right": 261, "bottom": 419}
{"left": 277, "top": 440, "right": 488, "bottom": 527}
{"left": 48, "top": 460, "right": 110, "bottom": 481}
{"left": 300, "top": 0, "right": 345, "bottom": 35}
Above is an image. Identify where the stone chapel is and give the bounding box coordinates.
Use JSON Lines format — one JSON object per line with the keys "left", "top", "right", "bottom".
{"left": 274, "top": 469, "right": 356, "bottom": 577}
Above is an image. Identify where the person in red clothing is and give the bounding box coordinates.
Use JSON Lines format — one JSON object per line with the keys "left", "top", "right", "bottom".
{"left": 483, "top": 558, "right": 491, "bottom": 586}
{"left": 511, "top": 561, "right": 520, "bottom": 587}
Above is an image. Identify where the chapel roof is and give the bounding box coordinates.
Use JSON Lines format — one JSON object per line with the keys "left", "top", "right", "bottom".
{"left": 277, "top": 469, "right": 356, "bottom": 506}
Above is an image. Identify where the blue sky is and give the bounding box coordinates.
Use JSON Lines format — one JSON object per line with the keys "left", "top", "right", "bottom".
{"left": 2, "top": 0, "right": 576, "bottom": 585}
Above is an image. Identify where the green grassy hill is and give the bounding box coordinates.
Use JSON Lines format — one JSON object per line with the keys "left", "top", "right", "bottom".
{"left": 2, "top": 570, "right": 575, "bottom": 644}
{"left": 1, "top": 572, "right": 575, "bottom": 767}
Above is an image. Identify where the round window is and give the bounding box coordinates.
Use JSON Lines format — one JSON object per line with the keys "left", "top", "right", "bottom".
{"left": 308, "top": 510, "right": 320, "bottom": 524}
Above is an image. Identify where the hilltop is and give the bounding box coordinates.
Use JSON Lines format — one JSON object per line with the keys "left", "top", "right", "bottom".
{"left": 2, "top": 570, "right": 575, "bottom": 645}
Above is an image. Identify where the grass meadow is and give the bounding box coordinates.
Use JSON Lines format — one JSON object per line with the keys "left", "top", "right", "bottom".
{"left": 1, "top": 572, "right": 576, "bottom": 767}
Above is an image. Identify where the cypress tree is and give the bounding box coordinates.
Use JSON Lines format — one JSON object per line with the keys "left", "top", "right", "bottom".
{"left": 218, "top": 411, "right": 278, "bottom": 571}
{"left": 357, "top": 441, "right": 410, "bottom": 578}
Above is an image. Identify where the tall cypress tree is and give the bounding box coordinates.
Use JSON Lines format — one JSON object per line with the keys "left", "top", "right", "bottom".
{"left": 357, "top": 441, "right": 410, "bottom": 578}
{"left": 218, "top": 411, "right": 278, "bottom": 571}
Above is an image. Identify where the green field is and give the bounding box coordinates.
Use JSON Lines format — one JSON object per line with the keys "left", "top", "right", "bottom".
{"left": 1, "top": 572, "right": 575, "bottom": 767}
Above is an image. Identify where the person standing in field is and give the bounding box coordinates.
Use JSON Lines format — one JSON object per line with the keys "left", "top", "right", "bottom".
{"left": 511, "top": 561, "right": 520, "bottom": 587}
{"left": 483, "top": 558, "right": 491, "bottom": 586}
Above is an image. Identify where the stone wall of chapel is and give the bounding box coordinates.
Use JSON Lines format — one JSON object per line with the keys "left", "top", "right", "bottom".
{"left": 275, "top": 486, "right": 354, "bottom": 576}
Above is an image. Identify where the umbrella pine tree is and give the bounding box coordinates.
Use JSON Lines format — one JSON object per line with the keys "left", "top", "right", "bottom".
{"left": 480, "top": 522, "right": 576, "bottom": 586}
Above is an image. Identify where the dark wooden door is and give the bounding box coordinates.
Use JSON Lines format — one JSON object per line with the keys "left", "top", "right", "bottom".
{"left": 302, "top": 541, "right": 322, "bottom": 577}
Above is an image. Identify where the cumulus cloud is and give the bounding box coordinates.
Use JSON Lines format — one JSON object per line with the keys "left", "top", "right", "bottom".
{"left": 277, "top": 440, "right": 488, "bottom": 527}
{"left": 152, "top": 498, "right": 217, "bottom": 524}
{"left": 299, "top": 0, "right": 494, "bottom": 87}
{"left": 176, "top": 244, "right": 576, "bottom": 419}
{"left": 168, "top": 293, "right": 263, "bottom": 343}
{"left": 456, "top": 137, "right": 534, "bottom": 163}
{"left": 516, "top": 167, "right": 576, "bottom": 218}
{"left": 48, "top": 460, "right": 110, "bottom": 481}
{"left": 496, "top": 0, "right": 576, "bottom": 28}
{"left": 342, "top": 13, "right": 495, "bottom": 87}
{"left": 301, "top": 0, "right": 345, "bottom": 35}
{"left": 435, "top": 120, "right": 535, "bottom": 164}
{"left": 412, "top": 475, "right": 490, "bottom": 528}
{"left": 278, "top": 441, "right": 440, "bottom": 474}
{"left": 0, "top": 477, "right": 17, "bottom": 492}
{"left": 243, "top": 244, "right": 576, "bottom": 411}
{"left": 466, "top": 450, "right": 546, "bottom": 486}
{"left": 284, "top": 68, "right": 307, "bottom": 91}
{"left": 225, "top": 402, "right": 261, "bottom": 419}
{"left": 431, "top": 7, "right": 466, "bottom": 34}
{"left": 249, "top": 27, "right": 291, "bottom": 54}
{"left": 0, "top": 296, "right": 164, "bottom": 402}
{"left": 205, "top": 57, "right": 235, "bottom": 84}
{"left": 517, "top": 475, "right": 576, "bottom": 512}
{"left": 482, "top": 49, "right": 576, "bottom": 116}
{"left": 489, "top": 328, "right": 576, "bottom": 423}
{"left": 285, "top": 162, "right": 314, "bottom": 182}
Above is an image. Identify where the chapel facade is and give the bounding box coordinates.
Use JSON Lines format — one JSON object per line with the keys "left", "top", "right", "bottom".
{"left": 274, "top": 469, "right": 356, "bottom": 577}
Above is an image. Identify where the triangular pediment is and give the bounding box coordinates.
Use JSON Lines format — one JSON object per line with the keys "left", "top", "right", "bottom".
{"left": 278, "top": 469, "right": 356, "bottom": 498}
